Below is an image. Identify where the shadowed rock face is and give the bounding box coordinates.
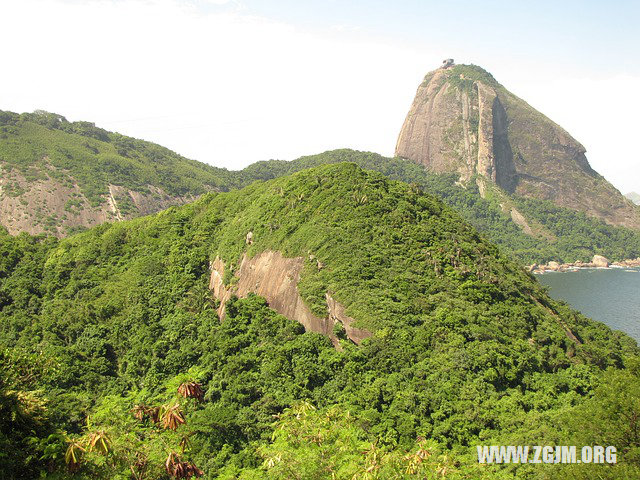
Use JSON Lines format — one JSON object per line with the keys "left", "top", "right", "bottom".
{"left": 209, "top": 251, "right": 371, "bottom": 347}
{"left": 396, "top": 64, "right": 640, "bottom": 229}
{"left": 491, "top": 96, "right": 517, "bottom": 192}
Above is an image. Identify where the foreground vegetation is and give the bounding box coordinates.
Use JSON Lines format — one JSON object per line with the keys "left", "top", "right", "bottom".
{"left": 1, "top": 164, "right": 639, "bottom": 479}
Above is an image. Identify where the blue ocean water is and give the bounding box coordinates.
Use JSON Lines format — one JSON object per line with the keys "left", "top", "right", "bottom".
{"left": 536, "top": 267, "right": 640, "bottom": 344}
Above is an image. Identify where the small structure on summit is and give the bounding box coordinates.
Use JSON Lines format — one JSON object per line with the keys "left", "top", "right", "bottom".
{"left": 441, "top": 58, "right": 454, "bottom": 69}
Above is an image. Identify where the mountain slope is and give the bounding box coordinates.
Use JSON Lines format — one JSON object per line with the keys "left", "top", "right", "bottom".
{"left": 3, "top": 108, "right": 640, "bottom": 265}
{"left": 243, "top": 149, "right": 640, "bottom": 264}
{"left": 396, "top": 63, "right": 640, "bottom": 230}
{"left": 1, "top": 164, "right": 639, "bottom": 478}
{"left": 0, "top": 110, "right": 243, "bottom": 236}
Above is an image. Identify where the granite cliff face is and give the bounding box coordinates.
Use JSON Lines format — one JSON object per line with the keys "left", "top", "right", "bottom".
{"left": 0, "top": 163, "right": 197, "bottom": 236}
{"left": 209, "top": 251, "right": 371, "bottom": 348}
{"left": 396, "top": 63, "right": 640, "bottom": 229}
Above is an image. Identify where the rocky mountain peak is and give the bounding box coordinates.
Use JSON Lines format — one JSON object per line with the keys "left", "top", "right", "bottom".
{"left": 396, "top": 64, "right": 640, "bottom": 229}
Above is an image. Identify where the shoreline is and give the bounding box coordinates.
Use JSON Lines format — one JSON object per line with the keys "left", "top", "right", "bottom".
{"left": 529, "top": 256, "right": 640, "bottom": 274}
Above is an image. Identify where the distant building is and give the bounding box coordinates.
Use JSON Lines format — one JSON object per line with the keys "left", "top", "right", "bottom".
{"left": 441, "top": 58, "right": 454, "bottom": 69}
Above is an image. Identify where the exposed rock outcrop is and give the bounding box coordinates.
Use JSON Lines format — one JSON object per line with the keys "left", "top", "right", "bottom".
{"left": 547, "top": 261, "right": 561, "bottom": 271}
{"left": 592, "top": 255, "right": 610, "bottom": 268}
{"left": 0, "top": 166, "right": 196, "bottom": 236}
{"left": 0, "top": 109, "right": 228, "bottom": 237}
{"left": 614, "top": 257, "right": 640, "bottom": 268}
{"left": 530, "top": 255, "right": 640, "bottom": 273}
{"left": 396, "top": 64, "right": 640, "bottom": 230}
{"left": 325, "top": 293, "right": 370, "bottom": 345}
{"left": 209, "top": 256, "right": 233, "bottom": 320}
{"left": 209, "top": 251, "right": 371, "bottom": 347}
{"left": 509, "top": 207, "right": 534, "bottom": 236}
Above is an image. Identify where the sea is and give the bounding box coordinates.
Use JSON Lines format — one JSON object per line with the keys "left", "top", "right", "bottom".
{"left": 536, "top": 267, "right": 640, "bottom": 344}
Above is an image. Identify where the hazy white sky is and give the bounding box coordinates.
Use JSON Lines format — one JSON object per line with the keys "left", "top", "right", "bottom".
{"left": 2, "top": 0, "right": 639, "bottom": 193}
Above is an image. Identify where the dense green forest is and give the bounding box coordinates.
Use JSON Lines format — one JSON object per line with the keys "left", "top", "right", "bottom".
{"left": 1, "top": 164, "right": 639, "bottom": 479}
{"left": 2, "top": 108, "right": 640, "bottom": 262}
{"left": 242, "top": 149, "right": 640, "bottom": 265}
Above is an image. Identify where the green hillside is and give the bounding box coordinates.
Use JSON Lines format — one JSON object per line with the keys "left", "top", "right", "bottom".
{"left": 2, "top": 164, "right": 639, "bottom": 479}
{"left": 0, "top": 110, "right": 242, "bottom": 200}
{"left": 2, "top": 108, "right": 639, "bottom": 265}
{"left": 243, "top": 149, "right": 640, "bottom": 265}
{"left": 0, "top": 110, "right": 242, "bottom": 235}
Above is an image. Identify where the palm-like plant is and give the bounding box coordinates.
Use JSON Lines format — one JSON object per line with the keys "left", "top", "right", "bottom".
{"left": 177, "top": 381, "right": 204, "bottom": 402}
{"left": 148, "top": 405, "right": 162, "bottom": 424}
{"left": 64, "top": 440, "right": 85, "bottom": 472}
{"left": 165, "top": 452, "right": 204, "bottom": 479}
{"left": 88, "top": 430, "right": 112, "bottom": 455}
{"left": 403, "top": 440, "right": 431, "bottom": 474}
{"left": 131, "top": 404, "right": 162, "bottom": 424}
{"left": 179, "top": 434, "right": 192, "bottom": 454}
{"left": 130, "top": 452, "right": 149, "bottom": 480}
{"left": 161, "top": 404, "right": 186, "bottom": 431}
{"left": 131, "top": 404, "right": 147, "bottom": 421}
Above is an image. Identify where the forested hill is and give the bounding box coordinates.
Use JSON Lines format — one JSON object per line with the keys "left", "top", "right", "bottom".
{"left": 2, "top": 164, "right": 639, "bottom": 479}
{"left": 0, "top": 110, "right": 243, "bottom": 236}
{"left": 2, "top": 108, "right": 640, "bottom": 264}
{"left": 243, "top": 149, "right": 640, "bottom": 265}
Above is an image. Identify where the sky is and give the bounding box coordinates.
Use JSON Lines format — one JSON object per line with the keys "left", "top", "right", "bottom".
{"left": 1, "top": 0, "right": 639, "bottom": 193}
